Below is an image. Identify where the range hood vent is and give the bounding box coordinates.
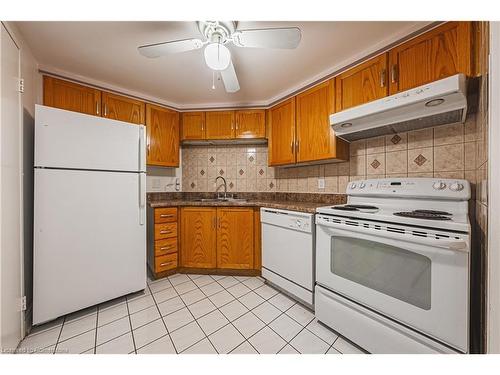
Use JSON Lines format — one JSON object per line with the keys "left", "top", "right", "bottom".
{"left": 330, "top": 74, "right": 467, "bottom": 142}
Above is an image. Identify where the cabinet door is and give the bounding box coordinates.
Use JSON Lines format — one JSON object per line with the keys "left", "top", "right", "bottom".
{"left": 296, "top": 79, "right": 343, "bottom": 162}
{"left": 205, "top": 111, "right": 235, "bottom": 139}
{"left": 146, "top": 104, "right": 179, "bottom": 167}
{"left": 180, "top": 208, "right": 217, "bottom": 268}
{"left": 335, "top": 53, "right": 388, "bottom": 112}
{"left": 181, "top": 112, "right": 205, "bottom": 140}
{"left": 216, "top": 208, "right": 254, "bottom": 269}
{"left": 235, "top": 110, "right": 266, "bottom": 138}
{"left": 43, "top": 76, "right": 101, "bottom": 116}
{"left": 267, "top": 98, "right": 296, "bottom": 166}
{"left": 389, "top": 22, "right": 472, "bottom": 94}
{"left": 102, "top": 91, "right": 145, "bottom": 125}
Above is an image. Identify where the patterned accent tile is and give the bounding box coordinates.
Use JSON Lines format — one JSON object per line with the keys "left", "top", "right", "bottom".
{"left": 259, "top": 168, "right": 265, "bottom": 176}
{"left": 414, "top": 154, "right": 427, "bottom": 166}
{"left": 219, "top": 169, "right": 224, "bottom": 176}
{"left": 199, "top": 169, "right": 205, "bottom": 176}
{"left": 239, "top": 169, "right": 245, "bottom": 176}
{"left": 390, "top": 134, "right": 401, "bottom": 144}
{"left": 370, "top": 159, "right": 380, "bottom": 169}
{"left": 209, "top": 156, "right": 215, "bottom": 163}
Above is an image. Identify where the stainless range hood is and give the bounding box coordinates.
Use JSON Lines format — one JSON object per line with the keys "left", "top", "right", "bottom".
{"left": 330, "top": 74, "right": 467, "bottom": 142}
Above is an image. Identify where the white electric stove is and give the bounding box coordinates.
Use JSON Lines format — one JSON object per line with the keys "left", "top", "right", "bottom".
{"left": 314, "top": 178, "right": 471, "bottom": 354}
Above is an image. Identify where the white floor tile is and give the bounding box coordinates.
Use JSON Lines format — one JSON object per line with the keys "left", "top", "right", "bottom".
{"left": 238, "top": 291, "right": 265, "bottom": 310}
{"left": 285, "top": 304, "right": 315, "bottom": 326}
{"left": 306, "top": 319, "right": 339, "bottom": 345}
{"left": 148, "top": 278, "right": 172, "bottom": 294}
{"left": 208, "top": 290, "right": 235, "bottom": 308}
{"left": 59, "top": 314, "right": 97, "bottom": 342}
{"left": 170, "top": 322, "right": 205, "bottom": 353}
{"left": 227, "top": 283, "right": 252, "bottom": 298}
{"left": 127, "top": 294, "right": 155, "bottom": 314}
{"left": 193, "top": 275, "right": 215, "bottom": 288}
{"left": 248, "top": 326, "right": 286, "bottom": 354}
{"left": 168, "top": 273, "right": 191, "bottom": 286}
{"left": 130, "top": 305, "right": 161, "bottom": 330}
{"left": 217, "top": 276, "right": 239, "bottom": 289}
{"left": 180, "top": 288, "right": 206, "bottom": 306}
{"left": 230, "top": 341, "right": 258, "bottom": 354}
{"left": 210, "top": 275, "right": 226, "bottom": 280}
{"left": 126, "top": 289, "right": 150, "bottom": 302}
{"left": 290, "top": 329, "right": 329, "bottom": 354}
{"left": 200, "top": 281, "right": 224, "bottom": 296}
{"left": 97, "top": 303, "right": 128, "bottom": 327}
{"left": 133, "top": 319, "right": 167, "bottom": 349}
{"left": 17, "top": 326, "right": 61, "bottom": 354}
{"left": 232, "top": 312, "right": 265, "bottom": 339}
{"left": 65, "top": 306, "right": 97, "bottom": 323}
{"left": 278, "top": 344, "right": 299, "bottom": 354}
{"left": 268, "top": 293, "right": 295, "bottom": 312}
{"left": 96, "top": 316, "right": 131, "bottom": 345}
{"left": 209, "top": 324, "right": 245, "bottom": 353}
{"left": 233, "top": 276, "right": 251, "bottom": 282}
{"left": 219, "top": 300, "right": 249, "bottom": 322}
{"left": 174, "top": 280, "right": 198, "bottom": 295}
{"left": 153, "top": 287, "right": 178, "bottom": 304}
{"left": 327, "top": 347, "right": 342, "bottom": 354}
{"left": 185, "top": 273, "right": 204, "bottom": 280}
{"left": 242, "top": 277, "right": 265, "bottom": 290}
{"left": 55, "top": 330, "right": 95, "bottom": 354}
{"left": 28, "top": 317, "right": 63, "bottom": 337}
{"left": 252, "top": 302, "right": 281, "bottom": 324}
{"left": 96, "top": 332, "right": 134, "bottom": 354}
{"left": 181, "top": 338, "right": 217, "bottom": 354}
{"left": 157, "top": 296, "right": 184, "bottom": 317}
{"left": 188, "top": 298, "right": 217, "bottom": 319}
{"left": 98, "top": 296, "right": 126, "bottom": 310}
{"left": 163, "top": 307, "right": 194, "bottom": 333}
{"left": 268, "top": 314, "right": 302, "bottom": 341}
{"left": 332, "top": 337, "right": 366, "bottom": 354}
{"left": 136, "top": 334, "right": 176, "bottom": 354}
{"left": 254, "top": 284, "right": 279, "bottom": 299}
{"left": 197, "top": 310, "right": 229, "bottom": 335}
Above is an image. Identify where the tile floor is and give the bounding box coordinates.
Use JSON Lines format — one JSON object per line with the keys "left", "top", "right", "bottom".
{"left": 16, "top": 274, "right": 365, "bottom": 354}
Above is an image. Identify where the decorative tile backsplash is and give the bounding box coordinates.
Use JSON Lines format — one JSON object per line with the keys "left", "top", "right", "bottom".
{"left": 181, "top": 114, "right": 478, "bottom": 194}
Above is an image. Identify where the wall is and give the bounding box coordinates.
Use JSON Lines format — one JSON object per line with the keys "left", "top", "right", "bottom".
{"left": 181, "top": 117, "right": 478, "bottom": 194}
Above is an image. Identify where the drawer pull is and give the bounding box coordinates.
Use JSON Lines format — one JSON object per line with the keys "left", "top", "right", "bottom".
{"left": 159, "top": 246, "right": 173, "bottom": 250}
{"left": 160, "top": 214, "right": 174, "bottom": 218}
{"left": 160, "top": 230, "right": 172, "bottom": 234}
{"left": 160, "top": 261, "right": 175, "bottom": 267}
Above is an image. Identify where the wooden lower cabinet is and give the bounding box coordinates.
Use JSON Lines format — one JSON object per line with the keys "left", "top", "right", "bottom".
{"left": 217, "top": 208, "right": 254, "bottom": 269}
{"left": 180, "top": 208, "right": 217, "bottom": 268}
{"left": 147, "top": 207, "right": 179, "bottom": 278}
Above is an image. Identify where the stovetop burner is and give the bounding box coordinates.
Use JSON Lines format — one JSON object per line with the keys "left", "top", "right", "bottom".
{"left": 394, "top": 211, "right": 453, "bottom": 220}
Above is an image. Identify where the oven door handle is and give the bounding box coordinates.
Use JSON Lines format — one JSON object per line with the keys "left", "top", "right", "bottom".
{"left": 317, "top": 220, "right": 468, "bottom": 253}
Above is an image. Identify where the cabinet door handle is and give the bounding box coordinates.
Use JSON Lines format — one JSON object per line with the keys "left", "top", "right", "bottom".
{"left": 235, "top": 120, "right": 239, "bottom": 130}
{"left": 103, "top": 103, "right": 108, "bottom": 117}
{"left": 212, "top": 217, "right": 216, "bottom": 229}
{"left": 391, "top": 65, "right": 398, "bottom": 84}
{"left": 160, "top": 214, "right": 174, "bottom": 218}
{"left": 380, "top": 68, "right": 386, "bottom": 88}
{"left": 291, "top": 140, "right": 294, "bottom": 154}
{"left": 159, "top": 246, "right": 173, "bottom": 250}
{"left": 160, "top": 230, "right": 172, "bottom": 234}
{"left": 96, "top": 101, "right": 99, "bottom": 115}
{"left": 160, "top": 261, "right": 175, "bottom": 267}
{"left": 295, "top": 140, "right": 300, "bottom": 153}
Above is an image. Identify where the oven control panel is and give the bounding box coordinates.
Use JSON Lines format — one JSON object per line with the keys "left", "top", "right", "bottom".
{"left": 346, "top": 178, "right": 470, "bottom": 200}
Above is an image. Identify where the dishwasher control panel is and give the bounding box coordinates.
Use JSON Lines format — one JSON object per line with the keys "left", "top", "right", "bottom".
{"left": 260, "top": 208, "right": 314, "bottom": 234}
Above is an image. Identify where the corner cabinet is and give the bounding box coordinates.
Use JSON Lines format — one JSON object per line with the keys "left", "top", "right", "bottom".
{"left": 146, "top": 104, "right": 180, "bottom": 167}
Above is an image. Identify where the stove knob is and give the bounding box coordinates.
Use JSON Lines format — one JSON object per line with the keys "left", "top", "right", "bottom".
{"left": 359, "top": 182, "right": 366, "bottom": 189}
{"left": 433, "top": 181, "right": 446, "bottom": 190}
{"left": 350, "top": 183, "right": 357, "bottom": 189}
{"left": 450, "top": 182, "right": 464, "bottom": 191}
{"left": 296, "top": 220, "right": 302, "bottom": 227}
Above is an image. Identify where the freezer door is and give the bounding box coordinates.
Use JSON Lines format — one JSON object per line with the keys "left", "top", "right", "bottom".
{"left": 33, "top": 168, "right": 146, "bottom": 324}
{"left": 35, "top": 105, "right": 146, "bottom": 172}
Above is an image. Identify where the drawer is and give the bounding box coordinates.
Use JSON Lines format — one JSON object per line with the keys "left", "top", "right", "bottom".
{"left": 155, "top": 253, "right": 177, "bottom": 273}
{"left": 155, "top": 223, "right": 177, "bottom": 240}
{"left": 155, "top": 207, "right": 177, "bottom": 223}
{"left": 155, "top": 237, "right": 178, "bottom": 257}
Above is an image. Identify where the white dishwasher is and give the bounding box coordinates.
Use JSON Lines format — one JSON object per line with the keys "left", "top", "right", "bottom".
{"left": 261, "top": 208, "right": 315, "bottom": 306}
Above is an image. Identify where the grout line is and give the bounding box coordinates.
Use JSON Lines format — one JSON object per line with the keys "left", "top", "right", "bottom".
{"left": 52, "top": 316, "right": 66, "bottom": 354}
{"left": 125, "top": 294, "right": 137, "bottom": 354}
{"left": 93, "top": 307, "right": 99, "bottom": 354}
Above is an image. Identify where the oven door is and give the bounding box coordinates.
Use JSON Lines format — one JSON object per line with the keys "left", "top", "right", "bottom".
{"left": 316, "top": 217, "right": 469, "bottom": 352}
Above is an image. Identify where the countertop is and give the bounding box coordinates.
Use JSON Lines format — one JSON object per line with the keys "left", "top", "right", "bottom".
{"left": 147, "top": 192, "right": 346, "bottom": 214}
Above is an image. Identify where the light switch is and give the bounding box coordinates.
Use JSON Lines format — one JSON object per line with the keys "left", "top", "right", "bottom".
{"left": 318, "top": 178, "right": 325, "bottom": 189}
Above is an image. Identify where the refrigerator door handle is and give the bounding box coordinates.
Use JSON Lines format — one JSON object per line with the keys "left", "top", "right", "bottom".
{"left": 139, "top": 173, "right": 146, "bottom": 226}
{"left": 139, "top": 126, "right": 146, "bottom": 172}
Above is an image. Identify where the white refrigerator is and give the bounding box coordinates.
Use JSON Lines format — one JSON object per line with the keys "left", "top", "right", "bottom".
{"left": 33, "top": 105, "right": 147, "bottom": 325}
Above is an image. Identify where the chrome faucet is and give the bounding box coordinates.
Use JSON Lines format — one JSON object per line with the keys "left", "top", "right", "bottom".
{"left": 215, "top": 176, "right": 227, "bottom": 199}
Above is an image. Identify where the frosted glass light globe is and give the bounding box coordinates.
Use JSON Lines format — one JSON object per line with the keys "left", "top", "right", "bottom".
{"left": 204, "top": 43, "right": 231, "bottom": 71}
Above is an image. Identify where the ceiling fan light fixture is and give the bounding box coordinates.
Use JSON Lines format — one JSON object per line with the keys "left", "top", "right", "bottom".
{"left": 204, "top": 42, "right": 231, "bottom": 71}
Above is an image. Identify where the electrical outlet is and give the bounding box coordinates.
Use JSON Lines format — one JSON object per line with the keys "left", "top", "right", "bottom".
{"left": 318, "top": 178, "right": 325, "bottom": 189}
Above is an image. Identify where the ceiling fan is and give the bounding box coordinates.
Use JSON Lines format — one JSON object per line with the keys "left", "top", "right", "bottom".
{"left": 138, "top": 21, "right": 302, "bottom": 93}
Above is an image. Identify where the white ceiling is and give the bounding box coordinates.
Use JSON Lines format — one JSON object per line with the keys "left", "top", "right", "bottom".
{"left": 15, "top": 21, "right": 431, "bottom": 108}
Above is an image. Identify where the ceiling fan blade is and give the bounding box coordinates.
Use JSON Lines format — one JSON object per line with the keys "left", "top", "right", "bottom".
{"left": 232, "top": 27, "right": 301, "bottom": 49}
{"left": 138, "top": 38, "right": 204, "bottom": 58}
{"left": 220, "top": 61, "right": 240, "bottom": 93}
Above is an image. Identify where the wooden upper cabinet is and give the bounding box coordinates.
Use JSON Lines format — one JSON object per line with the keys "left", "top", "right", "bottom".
{"left": 43, "top": 76, "right": 101, "bottom": 116}
{"left": 181, "top": 112, "right": 206, "bottom": 140}
{"left": 145, "top": 104, "right": 179, "bottom": 167}
{"left": 389, "top": 22, "right": 472, "bottom": 94}
{"left": 102, "top": 92, "right": 145, "bottom": 125}
{"left": 180, "top": 208, "right": 217, "bottom": 269}
{"left": 216, "top": 208, "right": 254, "bottom": 270}
{"left": 235, "top": 110, "right": 266, "bottom": 139}
{"left": 335, "top": 54, "right": 388, "bottom": 112}
{"left": 296, "top": 79, "right": 345, "bottom": 162}
{"left": 205, "top": 111, "right": 235, "bottom": 139}
{"left": 267, "top": 98, "right": 296, "bottom": 166}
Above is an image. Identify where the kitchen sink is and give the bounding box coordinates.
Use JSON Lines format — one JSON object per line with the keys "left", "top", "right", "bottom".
{"left": 194, "top": 197, "right": 248, "bottom": 203}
